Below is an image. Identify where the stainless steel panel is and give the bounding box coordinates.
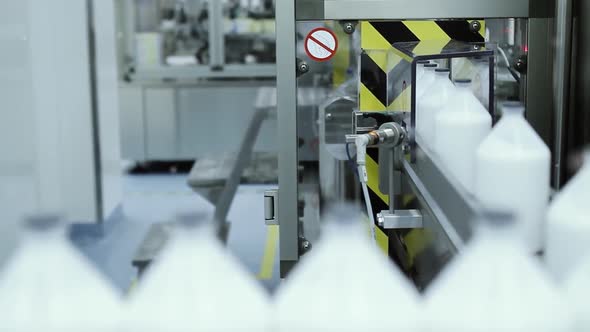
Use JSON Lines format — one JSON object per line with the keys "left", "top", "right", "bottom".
{"left": 526, "top": 19, "right": 554, "bottom": 148}
{"left": 145, "top": 88, "right": 178, "bottom": 159}
{"left": 276, "top": 0, "right": 300, "bottom": 269}
{"left": 119, "top": 85, "right": 146, "bottom": 160}
{"left": 322, "top": 0, "right": 532, "bottom": 20}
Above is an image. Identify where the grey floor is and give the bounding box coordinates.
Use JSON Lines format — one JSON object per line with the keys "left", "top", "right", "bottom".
{"left": 72, "top": 174, "right": 280, "bottom": 295}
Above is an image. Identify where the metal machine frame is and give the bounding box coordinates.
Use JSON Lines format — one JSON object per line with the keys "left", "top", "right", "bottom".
{"left": 276, "top": 0, "right": 555, "bottom": 276}
{"left": 118, "top": 0, "right": 276, "bottom": 81}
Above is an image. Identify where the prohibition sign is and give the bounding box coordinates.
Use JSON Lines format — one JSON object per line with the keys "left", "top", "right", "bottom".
{"left": 304, "top": 27, "right": 338, "bottom": 62}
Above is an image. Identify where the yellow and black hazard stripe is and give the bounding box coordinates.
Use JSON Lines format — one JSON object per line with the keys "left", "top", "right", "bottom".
{"left": 360, "top": 20, "right": 485, "bottom": 113}
{"left": 359, "top": 19, "right": 485, "bottom": 265}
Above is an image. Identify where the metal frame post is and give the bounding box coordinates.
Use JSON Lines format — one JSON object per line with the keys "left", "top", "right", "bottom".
{"left": 276, "top": 0, "right": 299, "bottom": 276}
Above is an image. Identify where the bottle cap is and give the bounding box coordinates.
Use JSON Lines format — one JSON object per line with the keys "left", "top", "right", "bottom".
{"left": 25, "top": 215, "right": 62, "bottom": 232}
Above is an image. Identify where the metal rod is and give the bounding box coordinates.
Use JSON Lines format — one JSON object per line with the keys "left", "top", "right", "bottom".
{"left": 554, "top": 0, "right": 573, "bottom": 189}
{"left": 388, "top": 148, "right": 395, "bottom": 214}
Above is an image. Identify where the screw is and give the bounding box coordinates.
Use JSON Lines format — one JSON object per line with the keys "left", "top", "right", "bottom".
{"left": 470, "top": 21, "right": 482, "bottom": 34}
{"left": 298, "top": 61, "right": 309, "bottom": 74}
{"left": 325, "top": 113, "right": 333, "bottom": 121}
{"left": 300, "top": 239, "right": 312, "bottom": 253}
{"left": 343, "top": 22, "right": 355, "bottom": 34}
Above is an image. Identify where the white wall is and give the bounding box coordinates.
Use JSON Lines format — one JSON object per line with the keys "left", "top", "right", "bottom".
{"left": 0, "top": 0, "right": 122, "bottom": 224}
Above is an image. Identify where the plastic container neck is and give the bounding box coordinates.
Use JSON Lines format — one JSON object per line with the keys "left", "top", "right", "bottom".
{"left": 503, "top": 106, "right": 525, "bottom": 118}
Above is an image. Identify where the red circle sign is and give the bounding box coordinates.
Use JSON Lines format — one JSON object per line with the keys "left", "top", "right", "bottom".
{"left": 304, "top": 27, "right": 338, "bottom": 62}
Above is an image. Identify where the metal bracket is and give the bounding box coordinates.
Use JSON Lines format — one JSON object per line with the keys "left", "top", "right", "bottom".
{"left": 264, "top": 189, "right": 279, "bottom": 225}
{"left": 377, "top": 210, "right": 423, "bottom": 229}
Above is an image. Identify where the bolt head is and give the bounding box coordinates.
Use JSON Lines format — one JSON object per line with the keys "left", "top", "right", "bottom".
{"left": 470, "top": 21, "right": 481, "bottom": 33}
{"left": 325, "top": 113, "right": 333, "bottom": 120}
{"left": 343, "top": 23, "right": 355, "bottom": 34}
{"left": 299, "top": 63, "right": 309, "bottom": 73}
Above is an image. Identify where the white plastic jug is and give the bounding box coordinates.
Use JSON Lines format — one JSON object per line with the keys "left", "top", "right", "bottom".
{"left": 433, "top": 79, "right": 492, "bottom": 194}
{"left": 416, "top": 68, "right": 456, "bottom": 151}
{"left": 416, "top": 62, "right": 438, "bottom": 99}
{"left": 546, "top": 150, "right": 590, "bottom": 281}
{"left": 275, "top": 205, "right": 421, "bottom": 332}
{"left": 563, "top": 256, "right": 590, "bottom": 331}
{"left": 475, "top": 102, "right": 551, "bottom": 253}
{"left": 415, "top": 60, "right": 431, "bottom": 81}
{"left": 0, "top": 215, "right": 123, "bottom": 332}
{"left": 424, "top": 212, "right": 574, "bottom": 332}
{"left": 124, "top": 213, "right": 271, "bottom": 332}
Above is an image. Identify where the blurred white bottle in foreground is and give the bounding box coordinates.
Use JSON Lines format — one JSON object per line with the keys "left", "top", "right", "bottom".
{"left": 0, "top": 215, "right": 122, "bottom": 332}
{"left": 475, "top": 102, "right": 551, "bottom": 253}
{"left": 433, "top": 79, "right": 492, "bottom": 194}
{"left": 416, "top": 68, "right": 456, "bottom": 151}
{"left": 563, "top": 256, "right": 590, "bottom": 331}
{"left": 275, "top": 205, "right": 421, "bottom": 332}
{"left": 123, "top": 213, "right": 271, "bottom": 332}
{"left": 424, "top": 212, "right": 573, "bottom": 332}
{"left": 546, "top": 150, "right": 590, "bottom": 281}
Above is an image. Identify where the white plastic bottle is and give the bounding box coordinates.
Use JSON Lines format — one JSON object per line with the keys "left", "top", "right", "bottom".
{"left": 416, "top": 62, "right": 438, "bottom": 98}
{"left": 563, "top": 256, "right": 590, "bottom": 331}
{"left": 416, "top": 68, "right": 456, "bottom": 151}
{"left": 415, "top": 59, "right": 431, "bottom": 81}
{"left": 546, "top": 150, "right": 590, "bottom": 281}
{"left": 433, "top": 79, "right": 492, "bottom": 194}
{"left": 0, "top": 215, "right": 123, "bottom": 332}
{"left": 124, "top": 213, "right": 271, "bottom": 332}
{"left": 475, "top": 102, "right": 551, "bottom": 253}
{"left": 416, "top": 63, "right": 438, "bottom": 144}
{"left": 275, "top": 205, "right": 421, "bottom": 332}
{"left": 424, "top": 212, "right": 574, "bottom": 332}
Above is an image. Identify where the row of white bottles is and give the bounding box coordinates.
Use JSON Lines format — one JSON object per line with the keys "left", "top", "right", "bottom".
{"left": 421, "top": 77, "right": 550, "bottom": 253}
{"left": 0, "top": 215, "right": 123, "bottom": 331}
{"left": 0, "top": 206, "right": 587, "bottom": 331}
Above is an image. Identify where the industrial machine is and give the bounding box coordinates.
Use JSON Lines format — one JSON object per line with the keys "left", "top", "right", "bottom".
{"left": 268, "top": 0, "right": 562, "bottom": 287}
{"left": 115, "top": 0, "right": 278, "bottom": 162}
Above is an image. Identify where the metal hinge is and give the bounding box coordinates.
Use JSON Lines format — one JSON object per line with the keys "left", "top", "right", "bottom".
{"left": 264, "top": 189, "right": 279, "bottom": 225}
